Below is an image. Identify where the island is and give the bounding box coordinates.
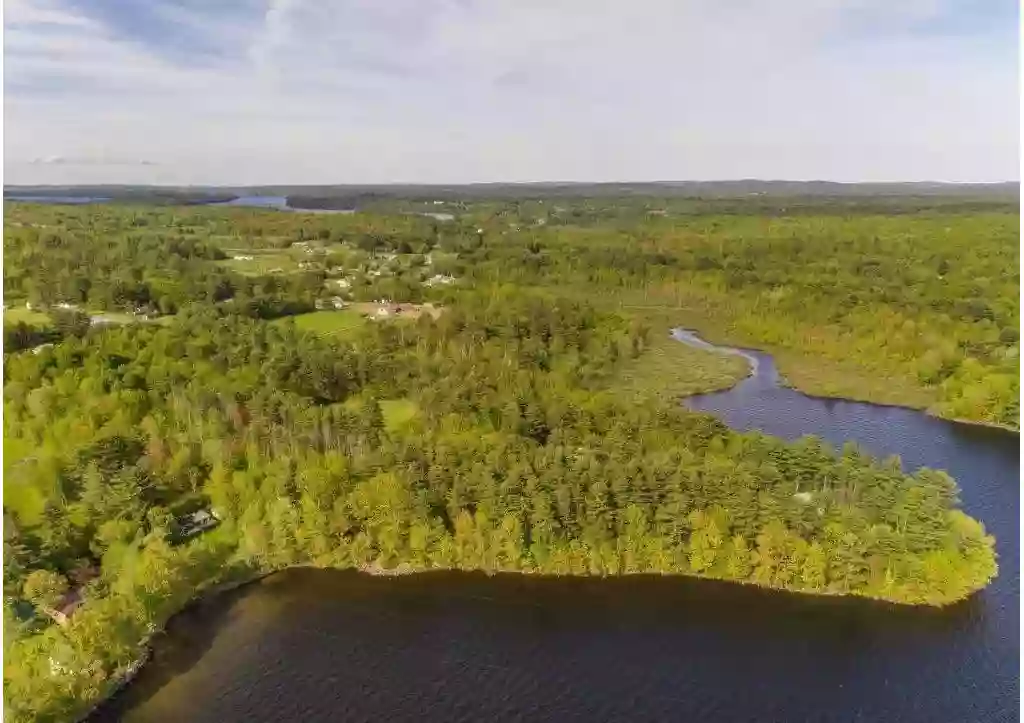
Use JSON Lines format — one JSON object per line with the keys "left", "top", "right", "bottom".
{"left": 2, "top": 189, "right": 1013, "bottom": 723}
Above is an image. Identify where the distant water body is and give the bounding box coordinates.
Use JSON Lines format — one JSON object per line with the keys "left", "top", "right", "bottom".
{"left": 210, "top": 196, "right": 357, "bottom": 213}
{"left": 5, "top": 195, "right": 111, "bottom": 204}
{"left": 209, "top": 195, "right": 290, "bottom": 209}
{"left": 88, "top": 343, "right": 1019, "bottom": 722}
{"left": 5, "top": 194, "right": 356, "bottom": 213}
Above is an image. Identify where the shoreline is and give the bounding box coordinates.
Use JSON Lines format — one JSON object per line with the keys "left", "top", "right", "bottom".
{"left": 670, "top": 328, "right": 1019, "bottom": 435}
{"left": 78, "top": 552, "right": 990, "bottom": 721}
{"left": 72, "top": 330, "right": 1004, "bottom": 721}
{"left": 930, "top": 413, "right": 1019, "bottom": 434}
{"left": 73, "top": 570, "right": 273, "bottom": 723}
{"left": 360, "top": 562, "right": 978, "bottom": 607}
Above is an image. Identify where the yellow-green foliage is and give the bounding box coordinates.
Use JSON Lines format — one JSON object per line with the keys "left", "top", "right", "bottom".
{"left": 380, "top": 399, "right": 418, "bottom": 432}
{"left": 3, "top": 308, "right": 52, "bottom": 328}
{"left": 220, "top": 251, "right": 299, "bottom": 276}
{"left": 1, "top": 199, "right": 1008, "bottom": 723}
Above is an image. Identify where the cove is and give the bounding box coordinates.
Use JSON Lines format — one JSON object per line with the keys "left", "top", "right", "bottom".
{"left": 90, "top": 333, "right": 1020, "bottom": 723}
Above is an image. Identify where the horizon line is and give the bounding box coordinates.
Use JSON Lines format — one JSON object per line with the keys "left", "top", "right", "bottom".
{"left": 4, "top": 179, "right": 1020, "bottom": 189}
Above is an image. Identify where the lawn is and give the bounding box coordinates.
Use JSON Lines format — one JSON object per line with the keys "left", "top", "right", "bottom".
{"left": 340, "top": 396, "right": 419, "bottom": 433}
{"left": 380, "top": 399, "right": 419, "bottom": 432}
{"left": 3, "top": 307, "right": 53, "bottom": 327}
{"left": 220, "top": 251, "right": 301, "bottom": 276}
{"left": 277, "top": 309, "right": 366, "bottom": 338}
{"left": 87, "top": 310, "right": 138, "bottom": 325}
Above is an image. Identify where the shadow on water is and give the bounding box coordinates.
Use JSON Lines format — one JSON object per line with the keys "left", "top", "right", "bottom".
{"left": 91, "top": 568, "right": 1004, "bottom": 723}
{"left": 93, "top": 332, "right": 1019, "bottom": 723}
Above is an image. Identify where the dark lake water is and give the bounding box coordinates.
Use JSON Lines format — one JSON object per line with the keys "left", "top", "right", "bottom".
{"left": 93, "top": 331, "right": 1020, "bottom": 723}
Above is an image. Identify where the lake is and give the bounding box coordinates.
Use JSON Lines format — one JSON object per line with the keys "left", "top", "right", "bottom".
{"left": 5, "top": 195, "right": 111, "bottom": 204}
{"left": 91, "top": 332, "right": 1020, "bottom": 723}
{"left": 209, "top": 195, "right": 290, "bottom": 209}
{"left": 3, "top": 194, "right": 357, "bottom": 212}
{"left": 212, "top": 196, "right": 357, "bottom": 213}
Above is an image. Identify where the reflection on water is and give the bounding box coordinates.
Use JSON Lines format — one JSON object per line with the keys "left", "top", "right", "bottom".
{"left": 92, "top": 332, "right": 1020, "bottom": 723}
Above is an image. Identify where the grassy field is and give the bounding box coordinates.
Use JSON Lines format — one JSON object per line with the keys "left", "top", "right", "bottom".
{"left": 87, "top": 311, "right": 138, "bottom": 324}
{"left": 769, "top": 349, "right": 936, "bottom": 410}
{"left": 380, "top": 399, "right": 419, "bottom": 432}
{"left": 220, "top": 250, "right": 301, "bottom": 275}
{"left": 617, "top": 303, "right": 938, "bottom": 411}
{"left": 339, "top": 396, "right": 419, "bottom": 433}
{"left": 276, "top": 309, "right": 366, "bottom": 338}
{"left": 614, "top": 320, "right": 750, "bottom": 403}
{"left": 3, "top": 307, "right": 53, "bottom": 327}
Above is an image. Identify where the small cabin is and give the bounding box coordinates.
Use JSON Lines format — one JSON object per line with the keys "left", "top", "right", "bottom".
{"left": 177, "top": 508, "right": 220, "bottom": 540}
{"left": 48, "top": 589, "right": 84, "bottom": 626}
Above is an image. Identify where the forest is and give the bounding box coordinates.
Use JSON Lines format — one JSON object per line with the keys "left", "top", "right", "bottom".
{"left": 2, "top": 197, "right": 1011, "bottom": 722}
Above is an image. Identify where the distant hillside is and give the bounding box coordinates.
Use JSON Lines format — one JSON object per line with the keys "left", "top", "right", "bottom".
{"left": 6, "top": 180, "right": 1018, "bottom": 198}
{"left": 248, "top": 180, "right": 1021, "bottom": 203}
{"left": 3, "top": 187, "right": 236, "bottom": 206}
{"left": 5, "top": 181, "right": 1017, "bottom": 214}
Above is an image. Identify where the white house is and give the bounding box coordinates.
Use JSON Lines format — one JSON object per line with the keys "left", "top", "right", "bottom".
{"left": 425, "top": 274, "right": 456, "bottom": 287}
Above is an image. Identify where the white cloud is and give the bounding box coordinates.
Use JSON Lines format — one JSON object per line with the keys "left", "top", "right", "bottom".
{"left": 4, "top": 0, "right": 1018, "bottom": 184}
{"left": 28, "top": 155, "right": 157, "bottom": 166}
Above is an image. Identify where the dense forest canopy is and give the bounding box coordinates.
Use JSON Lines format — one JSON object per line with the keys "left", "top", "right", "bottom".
{"left": 444, "top": 207, "right": 1017, "bottom": 426}
{"left": 2, "top": 197, "right": 1011, "bottom": 723}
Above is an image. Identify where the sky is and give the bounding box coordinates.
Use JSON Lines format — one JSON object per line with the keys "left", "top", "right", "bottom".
{"left": 3, "top": 0, "right": 1019, "bottom": 185}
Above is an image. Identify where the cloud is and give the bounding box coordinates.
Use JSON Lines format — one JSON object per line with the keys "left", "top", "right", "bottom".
{"left": 28, "top": 156, "right": 158, "bottom": 166}
{"left": 4, "top": 0, "right": 1018, "bottom": 184}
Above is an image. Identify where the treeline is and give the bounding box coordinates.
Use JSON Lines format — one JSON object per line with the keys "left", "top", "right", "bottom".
{"left": 1, "top": 203, "right": 466, "bottom": 317}
{"left": 4, "top": 190, "right": 238, "bottom": 205}
{"left": 457, "top": 211, "right": 1019, "bottom": 428}
{"left": 2, "top": 210, "right": 326, "bottom": 319}
{"left": 5, "top": 200, "right": 1017, "bottom": 427}
{"left": 3, "top": 292, "right": 996, "bottom": 722}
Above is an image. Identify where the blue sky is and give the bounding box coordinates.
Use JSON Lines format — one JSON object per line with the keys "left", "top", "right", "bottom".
{"left": 4, "top": 0, "right": 1019, "bottom": 185}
